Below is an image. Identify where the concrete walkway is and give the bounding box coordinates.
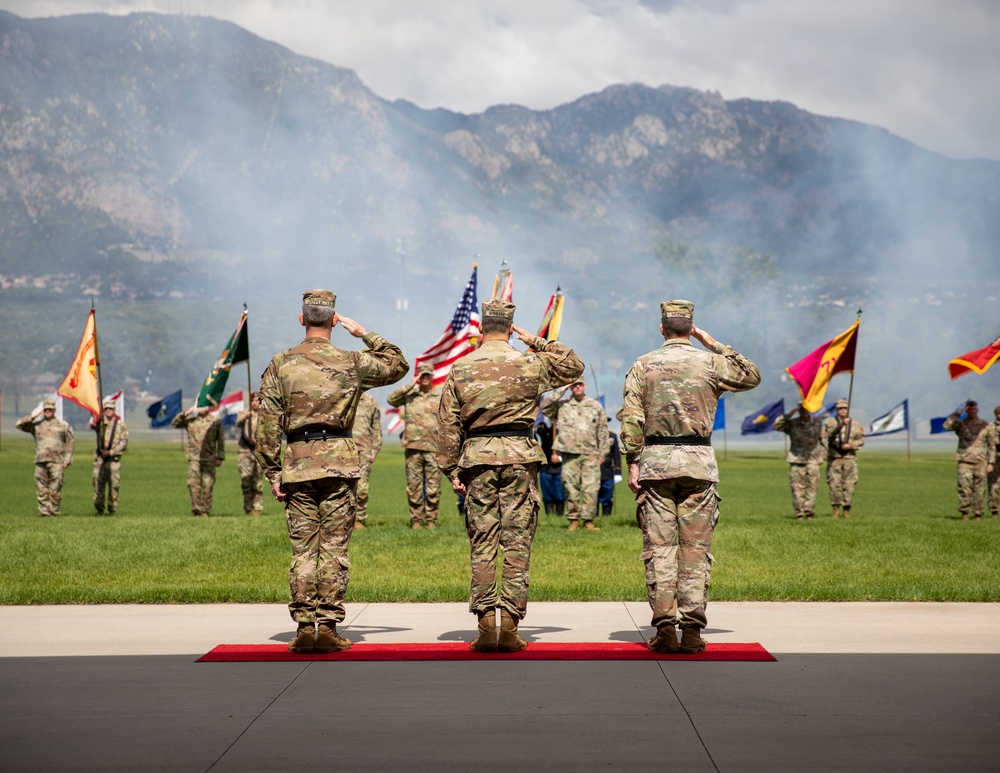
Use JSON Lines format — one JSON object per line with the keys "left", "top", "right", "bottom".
{"left": 2, "top": 602, "right": 999, "bottom": 771}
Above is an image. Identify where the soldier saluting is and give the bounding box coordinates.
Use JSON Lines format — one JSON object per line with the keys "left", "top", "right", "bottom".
{"left": 621, "top": 300, "right": 760, "bottom": 655}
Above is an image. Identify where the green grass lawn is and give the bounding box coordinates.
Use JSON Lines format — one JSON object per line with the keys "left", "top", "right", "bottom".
{"left": 1, "top": 436, "right": 997, "bottom": 604}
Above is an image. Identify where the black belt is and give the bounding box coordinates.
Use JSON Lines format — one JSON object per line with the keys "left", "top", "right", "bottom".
{"left": 286, "top": 426, "right": 353, "bottom": 443}
{"left": 645, "top": 435, "right": 712, "bottom": 446}
{"left": 464, "top": 424, "right": 534, "bottom": 439}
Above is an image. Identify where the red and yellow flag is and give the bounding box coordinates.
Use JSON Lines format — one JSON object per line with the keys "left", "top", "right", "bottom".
{"left": 786, "top": 319, "right": 859, "bottom": 413}
{"left": 536, "top": 289, "right": 564, "bottom": 341}
{"left": 948, "top": 334, "right": 1000, "bottom": 379}
{"left": 58, "top": 308, "right": 101, "bottom": 416}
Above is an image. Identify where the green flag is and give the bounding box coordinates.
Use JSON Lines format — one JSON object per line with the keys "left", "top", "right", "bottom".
{"left": 197, "top": 310, "right": 249, "bottom": 408}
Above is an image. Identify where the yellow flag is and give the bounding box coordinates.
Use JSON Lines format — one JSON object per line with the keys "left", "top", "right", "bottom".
{"left": 58, "top": 309, "right": 101, "bottom": 416}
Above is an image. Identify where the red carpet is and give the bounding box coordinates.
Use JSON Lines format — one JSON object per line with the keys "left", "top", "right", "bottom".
{"left": 198, "top": 641, "right": 775, "bottom": 662}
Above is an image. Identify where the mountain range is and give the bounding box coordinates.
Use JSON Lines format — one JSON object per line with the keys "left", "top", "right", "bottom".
{"left": 1, "top": 10, "right": 998, "bottom": 417}
{"left": 2, "top": 9, "right": 998, "bottom": 303}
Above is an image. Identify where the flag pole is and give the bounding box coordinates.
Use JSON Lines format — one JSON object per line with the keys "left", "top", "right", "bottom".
{"left": 846, "top": 310, "right": 861, "bottom": 412}
{"left": 243, "top": 303, "right": 251, "bottom": 401}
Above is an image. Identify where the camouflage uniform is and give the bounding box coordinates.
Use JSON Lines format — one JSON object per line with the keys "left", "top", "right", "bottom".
{"left": 172, "top": 409, "right": 225, "bottom": 516}
{"left": 16, "top": 406, "right": 74, "bottom": 516}
{"left": 438, "top": 302, "right": 584, "bottom": 621}
{"left": 540, "top": 390, "right": 610, "bottom": 523}
{"left": 93, "top": 409, "right": 128, "bottom": 514}
{"left": 989, "top": 411, "right": 1000, "bottom": 517}
{"left": 773, "top": 409, "right": 826, "bottom": 519}
{"left": 387, "top": 371, "right": 442, "bottom": 526}
{"left": 255, "top": 290, "right": 407, "bottom": 626}
{"left": 236, "top": 405, "right": 263, "bottom": 514}
{"left": 824, "top": 410, "right": 865, "bottom": 512}
{"left": 351, "top": 392, "right": 383, "bottom": 523}
{"left": 620, "top": 301, "right": 760, "bottom": 635}
{"left": 942, "top": 410, "right": 997, "bottom": 519}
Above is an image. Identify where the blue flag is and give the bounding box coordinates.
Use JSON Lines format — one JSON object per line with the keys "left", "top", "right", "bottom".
{"left": 930, "top": 400, "right": 970, "bottom": 434}
{"left": 713, "top": 396, "right": 725, "bottom": 431}
{"left": 741, "top": 398, "right": 785, "bottom": 435}
{"left": 147, "top": 390, "right": 182, "bottom": 428}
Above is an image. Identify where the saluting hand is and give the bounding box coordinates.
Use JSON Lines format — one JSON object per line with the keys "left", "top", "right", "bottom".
{"left": 690, "top": 325, "right": 718, "bottom": 351}
{"left": 338, "top": 315, "right": 367, "bottom": 338}
{"left": 511, "top": 324, "right": 534, "bottom": 346}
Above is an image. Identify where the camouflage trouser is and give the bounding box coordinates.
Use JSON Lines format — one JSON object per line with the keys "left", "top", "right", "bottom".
{"left": 238, "top": 447, "right": 263, "bottom": 513}
{"left": 636, "top": 477, "right": 719, "bottom": 630}
{"left": 989, "top": 464, "right": 1000, "bottom": 515}
{"left": 463, "top": 464, "right": 540, "bottom": 620}
{"left": 93, "top": 456, "right": 122, "bottom": 513}
{"left": 284, "top": 477, "right": 357, "bottom": 624}
{"left": 34, "top": 461, "right": 64, "bottom": 516}
{"left": 561, "top": 452, "right": 600, "bottom": 522}
{"left": 404, "top": 449, "right": 441, "bottom": 525}
{"left": 187, "top": 459, "right": 217, "bottom": 515}
{"left": 826, "top": 456, "right": 858, "bottom": 507}
{"left": 789, "top": 462, "right": 821, "bottom": 518}
{"left": 956, "top": 461, "right": 988, "bottom": 517}
{"left": 356, "top": 455, "right": 374, "bottom": 522}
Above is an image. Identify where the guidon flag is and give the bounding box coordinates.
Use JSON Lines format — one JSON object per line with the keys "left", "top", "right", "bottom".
{"left": 786, "top": 319, "right": 859, "bottom": 413}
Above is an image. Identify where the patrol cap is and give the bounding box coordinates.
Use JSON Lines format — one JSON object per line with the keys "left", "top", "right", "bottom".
{"left": 966, "top": 400, "right": 978, "bottom": 407}
{"left": 482, "top": 300, "right": 515, "bottom": 320}
{"left": 42, "top": 399, "right": 56, "bottom": 410}
{"left": 302, "top": 289, "right": 336, "bottom": 308}
{"left": 835, "top": 399, "right": 849, "bottom": 409}
{"left": 102, "top": 397, "right": 117, "bottom": 409}
{"left": 417, "top": 362, "right": 434, "bottom": 377}
{"left": 660, "top": 300, "right": 694, "bottom": 319}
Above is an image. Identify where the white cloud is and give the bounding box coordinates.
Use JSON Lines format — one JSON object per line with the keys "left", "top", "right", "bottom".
{"left": 3, "top": 0, "right": 998, "bottom": 159}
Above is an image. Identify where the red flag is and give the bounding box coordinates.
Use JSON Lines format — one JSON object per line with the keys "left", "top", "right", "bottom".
{"left": 785, "top": 319, "right": 859, "bottom": 413}
{"left": 948, "top": 334, "right": 1000, "bottom": 379}
{"left": 414, "top": 265, "right": 481, "bottom": 387}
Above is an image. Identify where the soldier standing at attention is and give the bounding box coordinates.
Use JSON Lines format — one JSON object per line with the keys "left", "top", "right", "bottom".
{"left": 16, "top": 399, "right": 74, "bottom": 517}
{"left": 235, "top": 393, "right": 263, "bottom": 516}
{"left": 773, "top": 402, "right": 826, "bottom": 520}
{"left": 172, "top": 404, "right": 226, "bottom": 517}
{"left": 621, "top": 300, "right": 760, "bottom": 655}
{"left": 387, "top": 362, "right": 443, "bottom": 529}
{"left": 93, "top": 396, "right": 128, "bottom": 515}
{"left": 256, "top": 289, "right": 407, "bottom": 654}
{"left": 439, "top": 301, "right": 584, "bottom": 652}
{"left": 540, "top": 380, "right": 609, "bottom": 530}
{"left": 824, "top": 399, "right": 865, "bottom": 519}
{"left": 942, "top": 400, "right": 996, "bottom": 521}
{"left": 351, "top": 391, "right": 383, "bottom": 529}
{"left": 989, "top": 406, "right": 1000, "bottom": 519}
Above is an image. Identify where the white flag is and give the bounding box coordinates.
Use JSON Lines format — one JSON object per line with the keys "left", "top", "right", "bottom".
{"left": 868, "top": 399, "right": 908, "bottom": 436}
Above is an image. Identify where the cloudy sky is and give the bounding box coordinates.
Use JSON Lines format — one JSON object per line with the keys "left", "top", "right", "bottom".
{"left": 3, "top": 0, "right": 998, "bottom": 161}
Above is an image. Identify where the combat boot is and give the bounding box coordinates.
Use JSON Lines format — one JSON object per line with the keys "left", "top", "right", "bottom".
{"left": 831, "top": 506, "right": 841, "bottom": 519}
{"left": 567, "top": 521, "right": 579, "bottom": 531}
{"left": 498, "top": 609, "right": 527, "bottom": 652}
{"left": 469, "top": 610, "right": 498, "bottom": 653}
{"left": 288, "top": 623, "right": 316, "bottom": 653}
{"left": 843, "top": 507, "right": 851, "bottom": 519}
{"left": 679, "top": 627, "right": 706, "bottom": 654}
{"left": 353, "top": 521, "right": 365, "bottom": 530}
{"left": 411, "top": 522, "right": 422, "bottom": 530}
{"left": 314, "top": 622, "right": 352, "bottom": 653}
{"left": 583, "top": 521, "right": 600, "bottom": 531}
{"left": 425, "top": 521, "right": 437, "bottom": 530}
{"left": 646, "top": 624, "right": 679, "bottom": 653}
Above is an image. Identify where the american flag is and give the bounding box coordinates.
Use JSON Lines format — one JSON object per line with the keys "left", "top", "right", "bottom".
{"left": 384, "top": 407, "right": 403, "bottom": 435}
{"left": 414, "top": 265, "right": 481, "bottom": 387}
